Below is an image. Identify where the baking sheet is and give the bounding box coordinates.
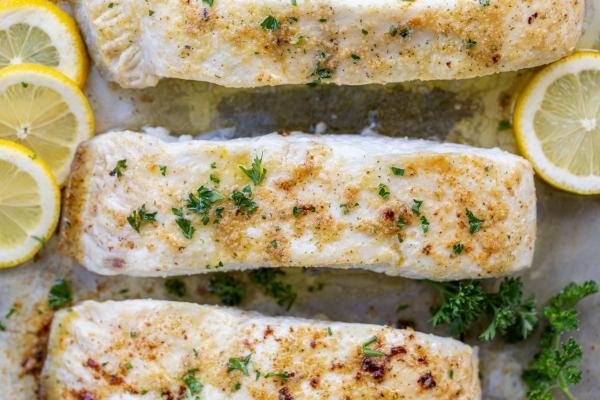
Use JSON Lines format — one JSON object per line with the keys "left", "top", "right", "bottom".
{"left": 2, "top": 1, "right": 600, "bottom": 399}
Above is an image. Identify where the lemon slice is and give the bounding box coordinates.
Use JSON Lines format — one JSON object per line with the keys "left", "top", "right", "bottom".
{"left": 0, "top": 0, "right": 89, "bottom": 87}
{"left": 514, "top": 51, "right": 600, "bottom": 195}
{"left": 0, "top": 139, "right": 60, "bottom": 268}
{"left": 0, "top": 64, "right": 94, "bottom": 185}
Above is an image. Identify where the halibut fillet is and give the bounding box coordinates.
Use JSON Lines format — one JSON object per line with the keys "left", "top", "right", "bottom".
{"left": 41, "top": 300, "right": 481, "bottom": 399}
{"left": 59, "top": 131, "right": 536, "bottom": 279}
{"left": 73, "top": 0, "right": 583, "bottom": 88}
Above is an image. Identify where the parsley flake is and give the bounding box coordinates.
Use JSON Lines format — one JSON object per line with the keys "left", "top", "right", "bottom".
{"left": 265, "top": 371, "right": 289, "bottom": 381}
{"left": 165, "top": 278, "right": 187, "bottom": 297}
{"left": 230, "top": 185, "right": 258, "bottom": 216}
{"left": 362, "top": 336, "right": 385, "bottom": 357}
{"left": 260, "top": 15, "right": 280, "bottom": 31}
{"left": 240, "top": 154, "right": 267, "bottom": 185}
{"left": 48, "top": 278, "right": 72, "bottom": 310}
{"left": 411, "top": 199, "right": 423, "bottom": 215}
{"left": 109, "top": 159, "right": 127, "bottom": 177}
{"left": 452, "top": 243, "right": 464, "bottom": 255}
{"left": 172, "top": 208, "right": 195, "bottom": 239}
{"left": 127, "top": 204, "right": 157, "bottom": 233}
{"left": 159, "top": 165, "right": 167, "bottom": 176}
{"left": 466, "top": 209, "right": 484, "bottom": 234}
{"left": 182, "top": 368, "right": 204, "bottom": 396}
{"left": 209, "top": 274, "right": 246, "bottom": 306}
{"left": 378, "top": 183, "right": 390, "bottom": 199}
{"left": 391, "top": 166, "right": 405, "bottom": 176}
{"left": 228, "top": 354, "right": 252, "bottom": 376}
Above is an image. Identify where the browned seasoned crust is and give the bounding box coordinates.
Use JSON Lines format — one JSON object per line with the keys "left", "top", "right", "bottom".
{"left": 58, "top": 142, "right": 94, "bottom": 263}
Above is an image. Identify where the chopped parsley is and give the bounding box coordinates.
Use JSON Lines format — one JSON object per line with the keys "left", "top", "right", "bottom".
{"left": 420, "top": 216, "right": 430, "bottom": 232}
{"left": 291, "top": 0, "right": 297, "bottom": 5}
{"left": 497, "top": 119, "right": 512, "bottom": 131}
{"left": 228, "top": 354, "right": 251, "bottom": 376}
{"left": 309, "top": 52, "right": 332, "bottom": 85}
{"left": 452, "top": 243, "right": 464, "bottom": 255}
{"left": 351, "top": 54, "right": 360, "bottom": 61}
{"left": 396, "top": 217, "right": 406, "bottom": 229}
{"left": 327, "top": 327, "right": 333, "bottom": 336}
{"left": 21, "top": 81, "right": 29, "bottom": 88}
{"left": 292, "top": 205, "right": 315, "bottom": 217}
{"left": 210, "top": 162, "right": 217, "bottom": 169}
{"left": 428, "top": 278, "right": 538, "bottom": 342}
{"left": 148, "top": 9, "right": 154, "bottom": 16}
{"left": 48, "top": 278, "right": 72, "bottom": 310}
{"left": 377, "top": 183, "right": 390, "bottom": 199}
{"left": 411, "top": 199, "right": 423, "bottom": 215}
{"left": 209, "top": 274, "right": 246, "bottom": 306}
{"left": 265, "top": 371, "right": 289, "bottom": 381}
{"left": 391, "top": 166, "right": 405, "bottom": 176}
{"left": 260, "top": 15, "right": 280, "bottom": 31}
{"left": 202, "top": 0, "right": 214, "bottom": 6}
{"left": 523, "top": 281, "right": 598, "bottom": 400}
{"left": 209, "top": 173, "right": 220, "bottom": 184}
{"left": 109, "top": 159, "right": 127, "bottom": 177}
{"left": 270, "top": 240, "right": 278, "bottom": 249}
{"left": 182, "top": 368, "right": 204, "bottom": 397}
{"left": 187, "top": 186, "right": 224, "bottom": 224}
{"left": 230, "top": 186, "right": 258, "bottom": 216}
{"left": 240, "top": 154, "right": 267, "bottom": 185}
{"left": 172, "top": 208, "right": 195, "bottom": 239}
{"left": 465, "top": 39, "right": 477, "bottom": 49}
{"left": 249, "top": 268, "right": 296, "bottom": 310}
{"left": 388, "top": 26, "right": 398, "bottom": 37}
{"left": 362, "top": 336, "right": 385, "bottom": 357}
{"left": 127, "top": 204, "right": 157, "bottom": 233}
{"left": 465, "top": 209, "right": 484, "bottom": 234}
{"left": 165, "top": 278, "right": 187, "bottom": 297}
{"left": 124, "top": 362, "right": 133, "bottom": 370}
{"left": 214, "top": 206, "right": 225, "bottom": 224}
{"left": 159, "top": 165, "right": 167, "bottom": 176}
{"left": 290, "top": 36, "right": 303, "bottom": 45}
{"left": 399, "top": 26, "right": 411, "bottom": 38}
{"left": 479, "top": 0, "right": 490, "bottom": 5}
{"left": 340, "top": 204, "right": 350, "bottom": 215}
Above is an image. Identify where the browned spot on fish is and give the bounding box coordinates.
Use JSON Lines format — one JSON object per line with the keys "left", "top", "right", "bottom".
{"left": 418, "top": 372, "right": 436, "bottom": 389}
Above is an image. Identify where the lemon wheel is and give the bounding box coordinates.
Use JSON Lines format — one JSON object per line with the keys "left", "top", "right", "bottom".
{"left": 0, "top": 139, "right": 60, "bottom": 268}
{"left": 0, "top": 64, "right": 94, "bottom": 186}
{"left": 514, "top": 51, "right": 600, "bottom": 194}
{"left": 0, "top": 0, "right": 89, "bottom": 87}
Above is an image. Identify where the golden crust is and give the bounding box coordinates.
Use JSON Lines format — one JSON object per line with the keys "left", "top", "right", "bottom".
{"left": 41, "top": 300, "right": 482, "bottom": 399}
{"left": 58, "top": 142, "right": 94, "bottom": 262}
{"left": 58, "top": 132, "right": 536, "bottom": 280}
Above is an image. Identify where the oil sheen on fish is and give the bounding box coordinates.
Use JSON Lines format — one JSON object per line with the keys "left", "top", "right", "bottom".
{"left": 59, "top": 131, "right": 536, "bottom": 279}
{"left": 73, "top": 0, "right": 583, "bottom": 88}
{"left": 41, "top": 300, "right": 481, "bottom": 399}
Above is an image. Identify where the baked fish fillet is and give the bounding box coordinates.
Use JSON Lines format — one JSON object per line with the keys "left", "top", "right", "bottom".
{"left": 59, "top": 131, "right": 536, "bottom": 279}
{"left": 41, "top": 300, "right": 481, "bottom": 399}
{"left": 73, "top": 0, "right": 583, "bottom": 88}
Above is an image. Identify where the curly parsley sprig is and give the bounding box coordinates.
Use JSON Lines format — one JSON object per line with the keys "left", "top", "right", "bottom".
{"left": 523, "top": 281, "right": 598, "bottom": 400}
{"left": 428, "top": 277, "right": 538, "bottom": 342}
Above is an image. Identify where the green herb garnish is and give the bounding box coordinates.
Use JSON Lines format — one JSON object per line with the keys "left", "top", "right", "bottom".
{"left": 48, "top": 278, "right": 72, "bottom": 310}
{"left": 429, "top": 278, "right": 538, "bottom": 342}
{"left": 420, "top": 215, "right": 430, "bottom": 233}
{"left": 362, "top": 336, "right": 385, "bottom": 357}
{"left": 172, "top": 207, "right": 195, "bottom": 239}
{"left": 465, "top": 208, "right": 484, "bottom": 234}
{"left": 411, "top": 199, "right": 423, "bottom": 215}
{"left": 230, "top": 185, "right": 258, "bottom": 216}
{"left": 260, "top": 15, "right": 280, "bottom": 31}
{"left": 209, "top": 274, "right": 246, "bottom": 306}
{"left": 452, "top": 243, "right": 464, "bottom": 255}
{"left": 228, "top": 354, "right": 252, "bottom": 376}
{"left": 523, "top": 281, "right": 598, "bottom": 400}
{"left": 240, "top": 154, "right": 267, "bottom": 185}
{"left": 265, "top": 371, "right": 289, "bottom": 381}
{"left": 127, "top": 204, "right": 157, "bottom": 233}
{"left": 182, "top": 368, "right": 204, "bottom": 397}
{"left": 165, "top": 278, "right": 187, "bottom": 297}
{"left": 249, "top": 268, "right": 296, "bottom": 310}
{"left": 391, "top": 166, "right": 405, "bottom": 176}
{"left": 159, "top": 165, "right": 167, "bottom": 176}
{"left": 110, "top": 159, "right": 127, "bottom": 177}
{"left": 378, "top": 183, "right": 390, "bottom": 199}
